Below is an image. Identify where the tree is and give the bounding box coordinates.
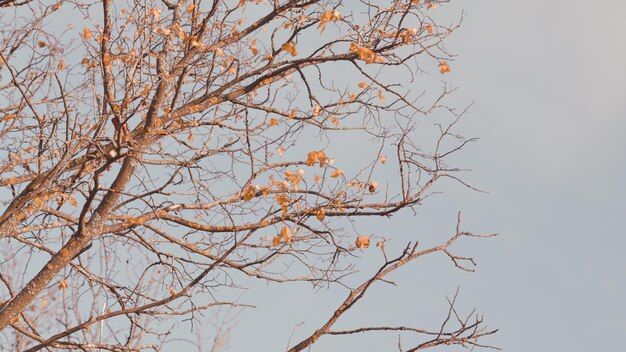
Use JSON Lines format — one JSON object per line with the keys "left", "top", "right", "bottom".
{"left": 0, "top": 0, "right": 497, "bottom": 350}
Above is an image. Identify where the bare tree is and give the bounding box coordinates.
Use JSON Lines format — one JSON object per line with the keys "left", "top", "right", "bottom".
{"left": 0, "top": 0, "right": 496, "bottom": 350}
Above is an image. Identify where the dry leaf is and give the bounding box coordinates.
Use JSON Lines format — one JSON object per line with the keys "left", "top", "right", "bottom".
{"left": 438, "top": 61, "right": 450, "bottom": 74}
{"left": 280, "top": 225, "right": 291, "bottom": 243}
{"left": 330, "top": 169, "right": 343, "bottom": 178}
{"left": 316, "top": 208, "right": 325, "bottom": 221}
{"left": 68, "top": 194, "right": 78, "bottom": 207}
{"left": 355, "top": 236, "right": 370, "bottom": 249}
{"left": 82, "top": 28, "right": 93, "bottom": 40}
{"left": 281, "top": 42, "right": 298, "bottom": 57}
{"left": 241, "top": 186, "right": 256, "bottom": 201}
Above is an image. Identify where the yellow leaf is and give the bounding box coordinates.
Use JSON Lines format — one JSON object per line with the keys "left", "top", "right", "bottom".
{"left": 355, "top": 236, "right": 370, "bottom": 249}
{"left": 330, "top": 169, "right": 343, "bottom": 178}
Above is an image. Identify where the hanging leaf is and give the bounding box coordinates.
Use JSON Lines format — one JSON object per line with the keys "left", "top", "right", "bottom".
{"left": 438, "top": 61, "right": 451, "bottom": 74}
{"left": 330, "top": 169, "right": 343, "bottom": 178}
{"left": 281, "top": 42, "right": 298, "bottom": 57}
{"left": 68, "top": 194, "right": 78, "bottom": 207}
{"left": 316, "top": 208, "right": 325, "bottom": 221}
{"left": 241, "top": 186, "right": 256, "bottom": 201}
{"left": 280, "top": 225, "right": 291, "bottom": 243}
{"left": 82, "top": 28, "right": 93, "bottom": 40}
{"left": 355, "top": 236, "right": 370, "bottom": 249}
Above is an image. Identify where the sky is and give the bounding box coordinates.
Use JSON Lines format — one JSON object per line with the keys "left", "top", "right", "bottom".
{"left": 3, "top": 0, "right": 625, "bottom": 351}
{"left": 212, "top": 1, "right": 626, "bottom": 351}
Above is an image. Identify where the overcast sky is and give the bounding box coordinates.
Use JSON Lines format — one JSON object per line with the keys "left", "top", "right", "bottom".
{"left": 204, "top": 1, "right": 626, "bottom": 351}
{"left": 3, "top": 0, "right": 621, "bottom": 350}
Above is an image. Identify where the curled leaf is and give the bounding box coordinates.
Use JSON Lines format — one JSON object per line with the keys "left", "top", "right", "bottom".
{"left": 330, "top": 169, "right": 343, "bottom": 178}
{"left": 280, "top": 225, "right": 291, "bottom": 243}
{"left": 355, "top": 236, "right": 370, "bottom": 249}
{"left": 281, "top": 42, "right": 298, "bottom": 57}
{"left": 316, "top": 208, "right": 325, "bottom": 221}
{"left": 82, "top": 28, "right": 93, "bottom": 40}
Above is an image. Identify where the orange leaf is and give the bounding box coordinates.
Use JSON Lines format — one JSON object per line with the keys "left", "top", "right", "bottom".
{"left": 438, "top": 61, "right": 451, "bottom": 74}
{"left": 269, "top": 118, "right": 279, "bottom": 126}
{"left": 280, "top": 225, "right": 291, "bottom": 242}
{"left": 281, "top": 42, "right": 298, "bottom": 57}
{"left": 355, "top": 236, "right": 370, "bottom": 249}
{"left": 82, "top": 27, "right": 93, "bottom": 40}
{"left": 241, "top": 186, "right": 256, "bottom": 201}
{"left": 316, "top": 208, "right": 325, "bottom": 221}
{"left": 58, "top": 279, "right": 68, "bottom": 290}
{"left": 330, "top": 169, "right": 343, "bottom": 178}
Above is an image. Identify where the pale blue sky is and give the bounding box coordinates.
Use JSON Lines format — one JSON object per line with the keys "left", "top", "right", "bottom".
{"left": 207, "top": 1, "right": 626, "bottom": 351}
